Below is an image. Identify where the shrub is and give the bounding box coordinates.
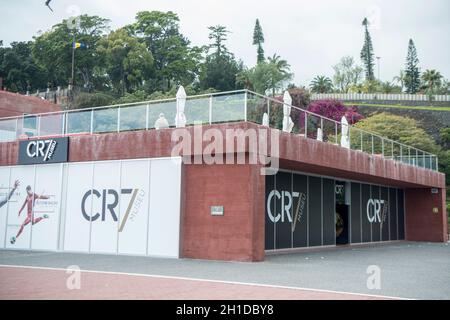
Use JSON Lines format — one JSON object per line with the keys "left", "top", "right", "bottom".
{"left": 353, "top": 113, "right": 439, "bottom": 154}
{"left": 71, "top": 92, "right": 115, "bottom": 109}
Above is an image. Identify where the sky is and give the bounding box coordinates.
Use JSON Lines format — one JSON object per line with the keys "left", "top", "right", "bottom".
{"left": 0, "top": 0, "right": 449, "bottom": 86}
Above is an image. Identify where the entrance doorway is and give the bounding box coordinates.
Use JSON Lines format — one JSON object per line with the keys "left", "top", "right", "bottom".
{"left": 335, "top": 181, "right": 350, "bottom": 245}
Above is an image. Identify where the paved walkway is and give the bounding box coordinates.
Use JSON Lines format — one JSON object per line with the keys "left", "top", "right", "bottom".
{"left": 0, "top": 241, "right": 449, "bottom": 299}
{"left": 0, "top": 266, "right": 387, "bottom": 300}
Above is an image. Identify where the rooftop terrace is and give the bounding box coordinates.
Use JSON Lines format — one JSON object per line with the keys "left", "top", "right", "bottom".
{"left": 0, "top": 88, "right": 439, "bottom": 171}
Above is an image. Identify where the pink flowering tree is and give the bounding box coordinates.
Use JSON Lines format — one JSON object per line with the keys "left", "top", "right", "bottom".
{"left": 299, "top": 99, "right": 364, "bottom": 139}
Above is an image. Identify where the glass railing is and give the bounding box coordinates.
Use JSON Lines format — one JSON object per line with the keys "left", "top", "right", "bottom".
{"left": 0, "top": 89, "right": 439, "bottom": 171}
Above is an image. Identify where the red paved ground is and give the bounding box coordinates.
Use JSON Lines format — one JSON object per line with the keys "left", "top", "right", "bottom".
{"left": 0, "top": 266, "right": 390, "bottom": 300}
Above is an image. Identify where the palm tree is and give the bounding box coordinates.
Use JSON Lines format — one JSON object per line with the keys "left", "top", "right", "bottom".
{"left": 421, "top": 69, "right": 443, "bottom": 94}
{"left": 266, "top": 54, "right": 292, "bottom": 96}
{"left": 393, "top": 70, "right": 406, "bottom": 92}
{"left": 267, "top": 54, "right": 290, "bottom": 75}
{"left": 310, "top": 75, "right": 333, "bottom": 93}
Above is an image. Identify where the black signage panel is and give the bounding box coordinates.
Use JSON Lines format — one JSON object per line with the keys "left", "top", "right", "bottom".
{"left": 397, "top": 189, "right": 405, "bottom": 240}
{"left": 380, "top": 187, "right": 390, "bottom": 241}
{"left": 275, "top": 172, "right": 292, "bottom": 249}
{"left": 361, "top": 184, "right": 371, "bottom": 243}
{"left": 389, "top": 188, "right": 398, "bottom": 240}
{"left": 371, "top": 185, "right": 381, "bottom": 242}
{"left": 18, "top": 137, "right": 69, "bottom": 165}
{"left": 350, "top": 182, "right": 362, "bottom": 243}
{"left": 292, "top": 174, "right": 308, "bottom": 248}
{"left": 308, "top": 177, "right": 322, "bottom": 247}
{"left": 265, "top": 174, "right": 275, "bottom": 250}
{"left": 322, "top": 178, "right": 335, "bottom": 246}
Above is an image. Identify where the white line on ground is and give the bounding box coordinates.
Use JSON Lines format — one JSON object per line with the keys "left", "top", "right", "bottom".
{"left": 0, "top": 264, "right": 411, "bottom": 300}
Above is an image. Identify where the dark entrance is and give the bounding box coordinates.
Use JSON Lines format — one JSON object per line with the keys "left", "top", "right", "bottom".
{"left": 335, "top": 181, "right": 350, "bottom": 245}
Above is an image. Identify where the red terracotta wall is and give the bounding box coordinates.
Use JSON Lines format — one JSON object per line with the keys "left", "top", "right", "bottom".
{"left": 405, "top": 188, "right": 448, "bottom": 242}
{"left": 182, "top": 162, "right": 265, "bottom": 261}
{"left": 0, "top": 90, "right": 61, "bottom": 118}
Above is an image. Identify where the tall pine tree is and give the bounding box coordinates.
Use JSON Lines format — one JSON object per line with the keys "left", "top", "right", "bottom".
{"left": 404, "top": 39, "right": 420, "bottom": 94}
{"left": 253, "top": 19, "right": 265, "bottom": 64}
{"left": 360, "top": 18, "right": 375, "bottom": 81}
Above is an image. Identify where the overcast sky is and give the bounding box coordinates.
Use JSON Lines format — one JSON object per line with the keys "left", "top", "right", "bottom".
{"left": 0, "top": 0, "right": 449, "bottom": 86}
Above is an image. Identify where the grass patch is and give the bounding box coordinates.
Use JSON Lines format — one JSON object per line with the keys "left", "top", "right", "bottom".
{"left": 344, "top": 102, "right": 450, "bottom": 112}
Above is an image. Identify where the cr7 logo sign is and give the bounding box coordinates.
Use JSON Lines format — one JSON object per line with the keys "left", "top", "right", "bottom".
{"left": 81, "top": 188, "right": 145, "bottom": 232}
{"left": 19, "top": 137, "right": 68, "bottom": 165}
{"left": 267, "top": 190, "right": 299, "bottom": 223}
{"left": 366, "top": 199, "right": 388, "bottom": 223}
{"left": 26, "top": 140, "right": 57, "bottom": 162}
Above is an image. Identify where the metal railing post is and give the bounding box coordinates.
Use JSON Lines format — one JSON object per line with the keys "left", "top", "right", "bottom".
{"left": 244, "top": 91, "right": 248, "bottom": 122}
{"left": 62, "top": 113, "right": 66, "bottom": 135}
{"left": 15, "top": 117, "right": 19, "bottom": 139}
{"left": 335, "top": 122, "right": 338, "bottom": 144}
{"left": 415, "top": 149, "right": 418, "bottom": 167}
{"left": 145, "top": 104, "right": 149, "bottom": 130}
{"left": 391, "top": 141, "right": 394, "bottom": 159}
{"left": 360, "top": 131, "right": 363, "bottom": 151}
{"left": 209, "top": 96, "right": 213, "bottom": 125}
{"left": 90, "top": 109, "right": 94, "bottom": 134}
{"left": 400, "top": 145, "right": 403, "bottom": 164}
{"left": 37, "top": 115, "right": 41, "bottom": 136}
{"left": 117, "top": 107, "right": 121, "bottom": 133}
{"left": 371, "top": 135, "right": 374, "bottom": 155}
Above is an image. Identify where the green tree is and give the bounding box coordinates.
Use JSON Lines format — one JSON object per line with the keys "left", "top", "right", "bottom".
{"left": 131, "top": 11, "right": 202, "bottom": 92}
{"left": 208, "top": 25, "right": 229, "bottom": 56}
{"left": 310, "top": 75, "right": 333, "bottom": 93}
{"left": 360, "top": 18, "right": 375, "bottom": 81}
{"left": 332, "top": 56, "right": 363, "bottom": 92}
{"left": 421, "top": 69, "right": 443, "bottom": 95}
{"left": 253, "top": 19, "right": 265, "bottom": 64}
{"left": 199, "top": 25, "right": 243, "bottom": 91}
{"left": 0, "top": 41, "right": 47, "bottom": 92}
{"left": 404, "top": 39, "right": 420, "bottom": 94}
{"left": 97, "top": 28, "right": 153, "bottom": 95}
{"left": 32, "top": 15, "right": 110, "bottom": 89}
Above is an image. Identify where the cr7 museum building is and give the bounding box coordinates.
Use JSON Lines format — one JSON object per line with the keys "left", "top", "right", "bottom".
{"left": 0, "top": 88, "right": 447, "bottom": 261}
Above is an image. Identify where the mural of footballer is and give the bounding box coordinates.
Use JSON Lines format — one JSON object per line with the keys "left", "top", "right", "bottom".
{"left": 10, "top": 185, "right": 50, "bottom": 244}
{"left": 0, "top": 180, "right": 20, "bottom": 208}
